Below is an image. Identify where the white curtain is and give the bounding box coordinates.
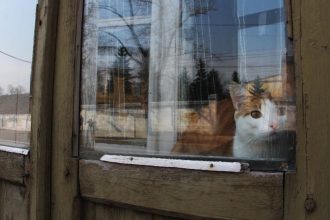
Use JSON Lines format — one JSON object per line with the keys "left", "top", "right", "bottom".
{"left": 147, "top": 0, "right": 182, "bottom": 152}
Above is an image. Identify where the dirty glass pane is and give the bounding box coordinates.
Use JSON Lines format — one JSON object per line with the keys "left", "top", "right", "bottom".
{"left": 80, "top": 0, "right": 295, "bottom": 169}
{"left": 0, "top": 1, "right": 36, "bottom": 148}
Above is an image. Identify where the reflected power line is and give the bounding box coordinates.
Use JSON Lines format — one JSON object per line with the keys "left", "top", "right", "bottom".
{"left": 0, "top": 50, "right": 32, "bottom": 64}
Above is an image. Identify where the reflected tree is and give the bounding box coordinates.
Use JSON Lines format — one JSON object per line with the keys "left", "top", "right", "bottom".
{"left": 188, "top": 59, "right": 227, "bottom": 104}
{"left": 248, "top": 76, "right": 266, "bottom": 96}
{"left": 96, "top": 0, "right": 219, "bottom": 105}
{"left": 208, "top": 68, "right": 227, "bottom": 100}
{"left": 136, "top": 51, "right": 149, "bottom": 109}
{"left": 111, "top": 46, "right": 133, "bottom": 94}
{"left": 178, "top": 68, "right": 190, "bottom": 101}
{"left": 232, "top": 71, "right": 241, "bottom": 84}
{"left": 189, "top": 59, "right": 209, "bottom": 102}
{"left": 7, "top": 85, "right": 25, "bottom": 95}
{"left": 97, "top": 0, "right": 151, "bottom": 107}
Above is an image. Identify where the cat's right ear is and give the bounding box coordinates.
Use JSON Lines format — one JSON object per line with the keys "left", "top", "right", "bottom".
{"left": 228, "top": 83, "right": 246, "bottom": 110}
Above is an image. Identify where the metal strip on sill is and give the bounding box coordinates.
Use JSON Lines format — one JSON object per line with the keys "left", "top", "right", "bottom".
{"left": 100, "top": 155, "right": 246, "bottom": 173}
{"left": 0, "top": 145, "right": 29, "bottom": 155}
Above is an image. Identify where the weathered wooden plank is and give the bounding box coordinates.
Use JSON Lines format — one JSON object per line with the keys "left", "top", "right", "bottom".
{"left": 50, "top": 0, "right": 81, "bottom": 219}
{"left": 0, "top": 150, "right": 26, "bottom": 184}
{"left": 29, "top": 0, "right": 59, "bottom": 219}
{"left": 72, "top": 0, "right": 84, "bottom": 157}
{"left": 80, "top": 160, "right": 283, "bottom": 220}
{"left": 284, "top": 0, "right": 306, "bottom": 219}
{"left": 300, "top": 0, "right": 330, "bottom": 217}
{"left": 285, "top": 0, "right": 330, "bottom": 219}
{"left": 83, "top": 201, "right": 153, "bottom": 220}
{"left": 0, "top": 180, "right": 28, "bottom": 220}
{"left": 82, "top": 201, "right": 189, "bottom": 220}
{"left": 152, "top": 215, "right": 185, "bottom": 220}
{"left": 284, "top": 172, "right": 300, "bottom": 220}
{"left": 83, "top": 201, "right": 97, "bottom": 220}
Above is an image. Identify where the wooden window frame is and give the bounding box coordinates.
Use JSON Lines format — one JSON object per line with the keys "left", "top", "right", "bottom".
{"left": 78, "top": 0, "right": 288, "bottom": 219}
{"left": 28, "top": 0, "right": 330, "bottom": 219}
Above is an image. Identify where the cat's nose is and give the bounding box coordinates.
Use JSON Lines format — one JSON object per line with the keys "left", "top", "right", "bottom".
{"left": 270, "top": 123, "right": 279, "bottom": 130}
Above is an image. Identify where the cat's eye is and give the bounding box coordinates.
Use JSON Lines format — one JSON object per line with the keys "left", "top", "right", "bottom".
{"left": 250, "top": 110, "right": 262, "bottom": 119}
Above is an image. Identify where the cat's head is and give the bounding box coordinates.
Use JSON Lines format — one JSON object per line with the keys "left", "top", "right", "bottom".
{"left": 229, "top": 83, "right": 286, "bottom": 141}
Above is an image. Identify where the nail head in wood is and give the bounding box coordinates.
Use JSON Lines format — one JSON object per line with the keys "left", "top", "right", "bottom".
{"left": 304, "top": 197, "right": 316, "bottom": 213}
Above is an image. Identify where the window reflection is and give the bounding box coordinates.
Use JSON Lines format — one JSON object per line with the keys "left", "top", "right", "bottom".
{"left": 81, "top": 0, "right": 295, "bottom": 164}
{"left": 0, "top": 0, "right": 35, "bottom": 147}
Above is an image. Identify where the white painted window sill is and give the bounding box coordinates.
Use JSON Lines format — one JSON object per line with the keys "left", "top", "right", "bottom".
{"left": 100, "top": 155, "right": 244, "bottom": 173}
{"left": 0, "top": 145, "right": 29, "bottom": 155}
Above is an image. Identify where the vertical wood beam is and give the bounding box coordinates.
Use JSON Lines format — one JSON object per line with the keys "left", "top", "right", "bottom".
{"left": 29, "top": 0, "right": 59, "bottom": 219}
{"left": 286, "top": 0, "right": 330, "bottom": 219}
{"left": 51, "top": 0, "right": 81, "bottom": 219}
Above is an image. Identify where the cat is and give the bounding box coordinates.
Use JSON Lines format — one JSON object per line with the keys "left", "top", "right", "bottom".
{"left": 229, "top": 83, "right": 289, "bottom": 159}
{"left": 171, "top": 82, "right": 291, "bottom": 159}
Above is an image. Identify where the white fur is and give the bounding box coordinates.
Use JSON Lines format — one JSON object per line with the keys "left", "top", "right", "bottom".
{"left": 233, "top": 99, "right": 287, "bottom": 158}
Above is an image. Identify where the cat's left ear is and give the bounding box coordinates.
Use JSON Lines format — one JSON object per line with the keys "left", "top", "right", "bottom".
{"left": 228, "top": 83, "right": 247, "bottom": 110}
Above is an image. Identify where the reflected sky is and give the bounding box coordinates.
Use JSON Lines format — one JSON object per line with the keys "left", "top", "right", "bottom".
{"left": 0, "top": 0, "right": 36, "bottom": 93}
{"left": 98, "top": 0, "right": 152, "bottom": 19}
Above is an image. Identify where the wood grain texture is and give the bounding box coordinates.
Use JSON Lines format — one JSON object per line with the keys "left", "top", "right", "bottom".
{"left": 82, "top": 200, "right": 189, "bottom": 220}
{"left": 284, "top": 0, "right": 306, "bottom": 219}
{"left": 0, "top": 151, "right": 26, "bottom": 184}
{"left": 72, "top": 0, "right": 84, "bottom": 157}
{"left": 300, "top": 0, "right": 330, "bottom": 218}
{"left": 152, "top": 216, "right": 185, "bottom": 220}
{"left": 80, "top": 160, "right": 283, "bottom": 220}
{"left": 29, "top": 0, "right": 59, "bottom": 219}
{"left": 0, "top": 180, "right": 28, "bottom": 220}
{"left": 285, "top": 0, "right": 330, "bottom": 219}
{"left": 50, "top": 0, "right": 81, "bottom": 219}
{"left": 284, "top": 172, "right": 299, "bottom": 220}
{"left": 83, "top": 201, "right": 153, "bottom": 220}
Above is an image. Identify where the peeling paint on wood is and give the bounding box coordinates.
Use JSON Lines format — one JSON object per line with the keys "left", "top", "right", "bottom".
{"left": 100, "top": 155, "right": 243, "bottom": 173}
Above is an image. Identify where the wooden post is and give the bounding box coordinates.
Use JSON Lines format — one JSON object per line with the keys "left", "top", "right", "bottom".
{"left": 29, "top": 0, "right": 59, "bottom": 219}
{"left": 285, "top": 0, "right": 330, "bottom": 219}
{"left": 50, "top": 0, "right": 81, "bottom": 219}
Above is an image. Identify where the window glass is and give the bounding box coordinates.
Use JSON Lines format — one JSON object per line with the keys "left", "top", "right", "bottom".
{"left": 80, "top": 0, "right": 295, "bottom": 168}
{"left": 0, "top": 0, "right": 36, "bottom": 148}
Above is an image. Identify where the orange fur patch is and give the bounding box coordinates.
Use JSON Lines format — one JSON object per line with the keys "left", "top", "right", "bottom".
{"left": 235, "top": 96, "right": 262, "bottom": 117}
{"left": 171, "top": 98, "right": 235, "bottom": 156}
{"left": 235, "top": 94, "right": 272, "bottom": 118}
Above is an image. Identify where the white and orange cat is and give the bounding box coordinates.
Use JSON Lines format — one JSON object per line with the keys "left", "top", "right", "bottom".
{"left": 172, "top": 83, "right": 289, "bottom": 159}
{"left": 229, "top": 83, "right": 287, "bottom": 158}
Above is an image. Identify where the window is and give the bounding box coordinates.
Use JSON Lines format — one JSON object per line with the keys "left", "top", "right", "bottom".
{"left": 80, "top": 0, "right": 295, "bottom": 170}
{"left": 0, "top": 0, "right": 36, "bottom": 148}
